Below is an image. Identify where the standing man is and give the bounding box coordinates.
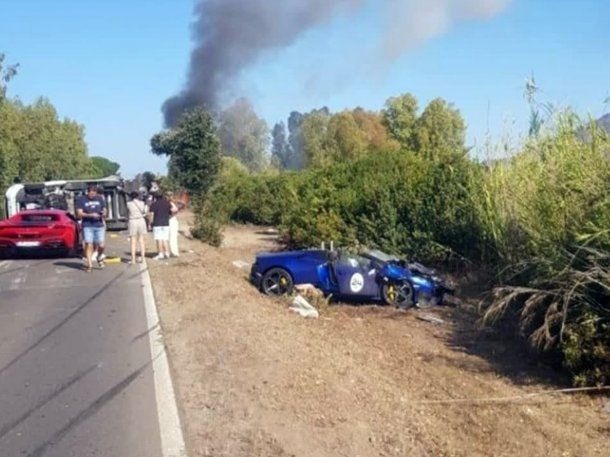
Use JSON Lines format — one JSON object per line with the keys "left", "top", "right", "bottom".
{"left": 148, "top": 192, "right": 171, "bottom": 260}
{"left": 76, "top": 185, "right": 107, "bottom": 272}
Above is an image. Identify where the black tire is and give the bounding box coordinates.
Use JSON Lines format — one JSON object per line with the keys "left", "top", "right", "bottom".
{"left": 261, "top": 267, "right": 294, "bottom": 296}
{"left": 381, "top": 281, "right": 414, "bottom": 309}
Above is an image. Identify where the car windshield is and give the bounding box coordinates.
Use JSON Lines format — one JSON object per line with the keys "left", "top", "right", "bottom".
{"left": 336, "top": 253, "right": 373, "bottom": 270}
{"left": 363, "top": 249, "right": 399, "bottom": 263}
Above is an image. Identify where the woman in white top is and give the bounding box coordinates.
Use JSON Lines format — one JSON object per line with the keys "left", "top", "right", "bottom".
{"left": 126, "top": 191, "right": 148, "bottom": 264}
{"left": 167, "top": 192, "right": 180, "bottom": 257}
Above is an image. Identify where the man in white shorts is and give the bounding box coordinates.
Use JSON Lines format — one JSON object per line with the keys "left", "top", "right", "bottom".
{"left": 148, "top": 192, "right": 172, "bottom": 260}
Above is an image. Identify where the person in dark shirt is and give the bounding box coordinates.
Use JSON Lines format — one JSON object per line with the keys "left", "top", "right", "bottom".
{"left": 148, "top": 192, "right": 172, "bottom": 260}
{"left": 76, "top": 185, "right": 107, "bottom": 272}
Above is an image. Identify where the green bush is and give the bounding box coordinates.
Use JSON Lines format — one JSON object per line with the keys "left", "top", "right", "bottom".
{"left": 197, "top": 111, "right": 609, "bottom": 386}
{"left": 203, "top": 148, "right": 482, "bottom": 263}
{"left": 563, "top": 311, "right": 610, "bottom": 387}
{"left": 479, "top": 113, "right": 610, "bottom": 386}
{"left": 190, "top": 194, "right": 226, "bottom": 247}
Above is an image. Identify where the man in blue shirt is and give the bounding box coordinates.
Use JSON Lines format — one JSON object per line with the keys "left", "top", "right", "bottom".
{"left": 76, "top": 185, "right": 107, "bottom": 272}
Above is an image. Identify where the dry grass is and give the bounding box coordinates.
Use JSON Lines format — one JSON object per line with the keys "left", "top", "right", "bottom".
{"left": 147, "top": 215, "right": 609, "bottom": 457}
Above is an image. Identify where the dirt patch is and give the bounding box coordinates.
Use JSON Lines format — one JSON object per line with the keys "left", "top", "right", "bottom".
{"left": 148, "top": 213, "right": 609, "bottom": 457}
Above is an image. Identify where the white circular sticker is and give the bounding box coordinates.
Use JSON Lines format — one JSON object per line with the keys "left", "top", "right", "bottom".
{"left": 349, "top": 273, "right": 364, "bottom": 293}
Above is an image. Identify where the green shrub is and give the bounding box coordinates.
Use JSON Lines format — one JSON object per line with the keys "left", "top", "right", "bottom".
{"left": 197, "top": 111, "right": 610, "bottom": 386}
{"left": 190, "top": 194, "right": 227, "bottom": 247}
{"left": 563, "top": 311, "right": 610, "bottom": 387}
{"left": 204, "top": 148, "right": 482, "bottom": 263}
{"left": 479, "top": 113, "right": 610, "bottom": 386}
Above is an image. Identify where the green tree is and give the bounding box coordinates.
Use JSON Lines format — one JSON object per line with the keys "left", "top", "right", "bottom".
{"left": 0, "top": 53, "right": 19, "bottom": 201}
{"left": 287, "top": 110, "right": 305, "bottom": 169}
{"left": 381, "top": 93, "right": 418, "bottom": 148}
{"left": 218, "top": 98, "right": 269, "bottom": 172}
{"left": 90, "top": 156, "right": 120, "bottom": 177}
{"left": 286, "top": 108, "right": 330, "bottom": 170}
{"left": 301, "top": 109, "right": 331, "bottom": 167}
{"left": 271, "top": 121, "right": 290, "bottom": 169}
{"left": 351, "top": 107, "right": 400, "bottom": 153}
{"left": 414, "top": 98, "right": 466, "bottom": 160}
{"left": 150, "top": 108, "right": 222, "bottom": 196}
{"left": 0, "top": 53, "right": 18, "bottom": 102}
{"left": 13, "top": 98, "right": 90, "bottom": 181}
{"left": 302, "top": 108, "right": 398, "bottom": 168}
{"left": 325, "top": 111, "right": 367, "bottom": 163}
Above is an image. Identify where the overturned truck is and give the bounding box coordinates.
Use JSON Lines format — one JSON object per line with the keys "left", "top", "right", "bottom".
{"left": 4, "top": 177, "right": 129, "bottom": 230}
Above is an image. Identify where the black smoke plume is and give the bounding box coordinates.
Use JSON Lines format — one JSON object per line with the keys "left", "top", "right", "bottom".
{"left": 162, "top": 0, "right": 512, "bottom": 127}
{"left": 162, "top": 0, "right": 360, "bottom": 126}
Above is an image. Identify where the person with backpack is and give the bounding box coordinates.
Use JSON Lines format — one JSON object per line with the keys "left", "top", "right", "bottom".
{"left": 127, "top": 191, "right": 148, "bottom": 264}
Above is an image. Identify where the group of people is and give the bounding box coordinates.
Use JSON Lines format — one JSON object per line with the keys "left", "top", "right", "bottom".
{"left": 127, "top": 190, "right": 180, "bottom": 263}
{"left": 76, "top": 184, "right": 180, "bottom": 272}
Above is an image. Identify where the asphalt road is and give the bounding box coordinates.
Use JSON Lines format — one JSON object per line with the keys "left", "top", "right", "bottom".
{"left": 0, "top": 239, "right": 168, "bottom": 457}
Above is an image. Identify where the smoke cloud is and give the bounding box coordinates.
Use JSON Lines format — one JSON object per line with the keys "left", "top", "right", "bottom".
{"left": 382, "top": 0, "right": 511, "bottom": 59}
{"left": 162, "top": 0, "right": 512, "bottom": 127}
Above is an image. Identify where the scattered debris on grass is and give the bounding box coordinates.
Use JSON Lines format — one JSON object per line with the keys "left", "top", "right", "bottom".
{"left": 289, "top": 295, "right": 319, "bottom": 319}
{"left": 232, "top": 260, "right": 251, "bottom": 269}
{"left": 148, "top": 217, "right": 609, "bottom": 457}
{"left": 416, "top": 314, "right": 445, "bottom": 325}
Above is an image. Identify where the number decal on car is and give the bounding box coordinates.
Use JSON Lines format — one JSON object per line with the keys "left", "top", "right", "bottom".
{"left": 350, "top": 273, "right": 364, "bottom": 292}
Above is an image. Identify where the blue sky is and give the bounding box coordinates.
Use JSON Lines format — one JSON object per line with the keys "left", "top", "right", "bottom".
{"left": 2, "top": 0, "right": 609, "bottom": 177}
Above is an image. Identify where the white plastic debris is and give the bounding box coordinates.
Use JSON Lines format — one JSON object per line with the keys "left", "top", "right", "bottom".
{"left": 416, "top": 314, "right": 445, "bottom": 325}
{"left": 232, "top": 260, "right": 250, "bottom": 269}
{"left": 289, "top": 294, "right": 319, "bottom": 319}
{"left": 259, "top": 228, "right": 279, "bottom": 235}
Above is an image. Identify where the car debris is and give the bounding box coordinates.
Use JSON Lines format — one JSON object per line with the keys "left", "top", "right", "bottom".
{"left": 259, "top": 228, "right": 279, "bottom": 235}
{"left": 232, "top": 260, "right": 251, "bottom": 269}
{"left": 289, "top": 295, "right": 319, "bottom": 319}
{"left": 416, "top": 314, "right": 445, "bottom": 325}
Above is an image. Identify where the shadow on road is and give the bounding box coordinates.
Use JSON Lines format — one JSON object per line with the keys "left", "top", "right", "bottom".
{"left": 53, "top": 261, "right": 85, "bottom": 271}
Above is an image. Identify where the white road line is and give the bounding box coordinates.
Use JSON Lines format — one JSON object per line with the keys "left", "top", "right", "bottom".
{"left": 0, "top": 260, "right": 12, "bottom": 270}
{"left": 139, "top": 262, "right": 187, "bottom": 457}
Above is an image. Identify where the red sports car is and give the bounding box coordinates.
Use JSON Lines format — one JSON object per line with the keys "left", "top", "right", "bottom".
{"left": 0, "top": 210, "right": 80, "bottom": 258}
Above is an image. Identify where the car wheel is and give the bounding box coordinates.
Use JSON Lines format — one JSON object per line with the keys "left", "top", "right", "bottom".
{"left": 261, "top": 267, "right": 294, "bottom": 296}
{"left": 381, "top": 281, "right": 414, "bottom": 309}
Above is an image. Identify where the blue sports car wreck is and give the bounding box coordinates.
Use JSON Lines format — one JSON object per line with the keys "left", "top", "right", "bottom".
{"left": 250, "top": 248, "right": 454, "bottom": 309}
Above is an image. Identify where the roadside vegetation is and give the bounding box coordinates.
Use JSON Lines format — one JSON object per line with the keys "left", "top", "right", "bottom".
{"left": 0, "top": 53, "right": 122, "bottom": 217}
{"left": 152, "top": 90, "right": 609, "bottom": 387}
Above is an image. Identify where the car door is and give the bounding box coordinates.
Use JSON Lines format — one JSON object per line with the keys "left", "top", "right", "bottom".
{"left": 333, "top": 255, "right": 378, "bottom": 297}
